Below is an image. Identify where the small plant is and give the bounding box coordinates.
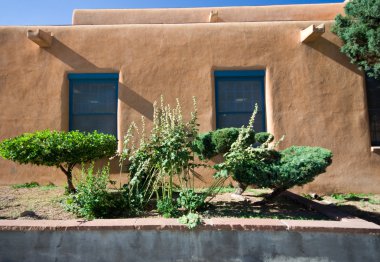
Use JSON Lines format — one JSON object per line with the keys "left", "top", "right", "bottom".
{"left": 157, "top": 198, "right": 179, "bottom": 218}
{"left": 177, "top": 190, "right": 206, "bottom": 213}
{"left": 66, "top": 164, "right": 128, "bottom": 219}
{"left": 178, "top": 212, "right": 202, "bottom": 229}
{"left": 11, "top": 182, "right": 40, "bottom": 189}
{"left": 331, "top": 193, "right": 372, "bottom": 202}
{"left": 0, "top": 130, "right": 117, "bottom": 193}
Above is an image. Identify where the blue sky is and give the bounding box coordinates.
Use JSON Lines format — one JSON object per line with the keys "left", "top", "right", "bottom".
{"left": 0, "top": 0, "right": 342, "bottom": 25}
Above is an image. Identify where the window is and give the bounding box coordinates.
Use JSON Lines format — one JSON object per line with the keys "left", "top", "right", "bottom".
{"left": 215, "top": 70, "right": 266, "bottom": 131}
{"left": 68, "top": 73, "right": 118, "bottom": 136}
{"left": 366, "top": 76, "right": 380, "bottom": 146}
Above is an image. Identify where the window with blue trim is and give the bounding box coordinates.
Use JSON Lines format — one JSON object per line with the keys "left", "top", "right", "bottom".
{"left": 366, "top": 76, "right": 380, "bottom": 146}
{"left": 68, "top": 73, "right": 118, "bottom": 137}
{"left": 215, "top": 70, "right": 266, "bottom": 131}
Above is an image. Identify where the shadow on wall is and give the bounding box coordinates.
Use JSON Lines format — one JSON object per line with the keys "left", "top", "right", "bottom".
{"left": 44, "top": 38, "right": 154, "bottom": 127}
{"left": 44, "top": 38, "right": 116, "bottom": 130}
{"left": 46, "top": 38, "right": 99, "bottom": 70}
{"left": 118, "top": 82, "right": 154, "bottom": 121}
{"left": 41, "top": 38, "right": 154, "bottom": 175}
{"left": 307, "top": 37, "right": 362, "bottom": 75}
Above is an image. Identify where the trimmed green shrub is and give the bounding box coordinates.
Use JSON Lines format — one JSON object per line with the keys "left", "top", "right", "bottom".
{"left": 0, "top": 130, "right": 117, "bottom": 193}
{"left": 254, "top": 132, "right": 274, "bottom": 144}
{"left": 215, "top": 105, "right": 333, "bottom": 201}
{"left": 192, "top": 132, "right": 214, "bottom": 159}
{"left": 229, "top": 146, "right": 332, "bottom": 196}
{"left": 332, "top": 0, "right": 380, "bottom": 79}
{"left": 192, "top": 128, "right": 263, "bottom": 159}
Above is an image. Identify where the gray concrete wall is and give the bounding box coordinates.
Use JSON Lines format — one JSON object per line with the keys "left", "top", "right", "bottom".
{"left": 0, "top": 230, "right": 379, "bottom": 262}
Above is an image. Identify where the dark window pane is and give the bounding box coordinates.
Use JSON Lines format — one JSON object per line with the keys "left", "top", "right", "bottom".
{"left": 215, "top": 72, "right": 265, "bottom": 131}
{"left": 217, "top": 112, "right": 264, "bottom": 132}
{"left": 216, "top": 79, "right": 264, "bottom": 113}
{"left": 366, "top": 77, "right": 380, "bottom": 109}
{"left": 366, "top": 76, "right": 380, "bottom": 145}
{"left": 369, "top": 110, "right": 380, "bottom": 146}
{"left": 72, "top": 80, "right": 117, "bottom": 114}
{"left": 69, "top": 75, "right": 118, "bottom": 137}
{"left": 71, "top": 115, "right": 117, "bottom": 135}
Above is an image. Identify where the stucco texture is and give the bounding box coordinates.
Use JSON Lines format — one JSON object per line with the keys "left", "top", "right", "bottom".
{"left": 0, "top": 4, "right": 379, "bottom": 193}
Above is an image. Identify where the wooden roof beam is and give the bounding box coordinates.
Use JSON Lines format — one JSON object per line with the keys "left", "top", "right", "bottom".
{"left": 27, "top": 29, "right": 53, "bottom": 48}
{"left": 300, "top": 24, "right": 325, "bottom": 43}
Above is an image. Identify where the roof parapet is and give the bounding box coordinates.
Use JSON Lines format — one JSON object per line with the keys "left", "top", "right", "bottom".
{"left": 72, "top": 3, "right": 344, "bottom": 25}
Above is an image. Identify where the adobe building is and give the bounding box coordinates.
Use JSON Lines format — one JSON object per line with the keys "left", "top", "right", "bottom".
{"left": 0, "top": 2, "right": 379, "bottom": 193}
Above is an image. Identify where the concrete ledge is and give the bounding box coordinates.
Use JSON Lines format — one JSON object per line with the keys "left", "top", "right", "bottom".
{"left": 371, "top": 146, "right": 380, "bottom": 153}
{"left": 0, "top": 218, "right": 379, "bottom": 234}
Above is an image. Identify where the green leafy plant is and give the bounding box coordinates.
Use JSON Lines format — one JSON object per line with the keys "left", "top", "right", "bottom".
{"left": 157, "top": 198, "right": 179, "bottom": 218}
{"left": 66, "top": 163, "right": 128, "bottom": 219}
{"left": 215, "top": 104, "right": 333, "bottom": 202}
{"left": 11, "top": 182, "right": 40, "bottom": 189}
{"left": 332, "top": 0, "right": 380, "bottom": 79}
{"left": 177, "top": 190, "right": 206, "bottom": 213}
{"left": 178, "top": 212, "right": 202, "bottom": 229}
{"left": 0, "top": 130, "right": 117, "bottom": 193}
{"left": 331, "top": 193, "right": 371, "bottom": 202}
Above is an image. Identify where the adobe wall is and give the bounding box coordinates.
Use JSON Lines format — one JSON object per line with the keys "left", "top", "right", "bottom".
{"left": 0, "top": 4, "right": 379, "bottom": 193}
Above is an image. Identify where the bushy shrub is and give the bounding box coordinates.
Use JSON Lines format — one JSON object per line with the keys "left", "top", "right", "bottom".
{"left": 192, "top": 128, "right": 261, "bottom": 159}
{"left": 121, "top": 97, "right": 202, "bottom": 217}
{"left": 66, "top": 164, "right": 128, "bottom": 219}
{"left": 0, "top": 130, "right": 117, "bottom": 193}
{"left": 215, "top": 105, "right": 333, "bottom": 201}
{"left": 121, "top": 96, "right": 225, "bottom": 221}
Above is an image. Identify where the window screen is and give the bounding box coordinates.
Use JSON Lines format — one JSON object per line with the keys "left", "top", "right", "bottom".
{"left": 366, "top": 76, "right": 380, "bottom": 146}
{"left": 215, "top": 71, "right": 266, "bottom": 131}
{"left": 69, "top": 73, "right": 118, "bottom": 137}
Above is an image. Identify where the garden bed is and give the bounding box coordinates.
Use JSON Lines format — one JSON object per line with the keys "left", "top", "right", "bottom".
{"left": 0, "top": 185, "right": 328, "bottom": 220}
{"left": 1, "top": 184, "right": 380, "bottom": 224}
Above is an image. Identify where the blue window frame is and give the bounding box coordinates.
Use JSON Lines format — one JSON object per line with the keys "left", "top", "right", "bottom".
{"left": 215, "top": 70, "right": 266, "bottom": 131}
{"left": 68, "top": 73, "right": 118, "bottom": 137}
{"left": 366, "top": 76, "right": 380, "bottom": 146}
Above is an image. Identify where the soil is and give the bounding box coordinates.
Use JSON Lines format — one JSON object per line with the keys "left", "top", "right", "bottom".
{"left": 1, "top": 185, "right": 379, "bottom": 223}
{"left": 0, "top": 185, "right": 76, "bottom": 220}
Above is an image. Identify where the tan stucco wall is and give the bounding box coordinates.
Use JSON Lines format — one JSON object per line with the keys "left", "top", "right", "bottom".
{"left": 0, "top": 4, "right": 379, "bottom": 193}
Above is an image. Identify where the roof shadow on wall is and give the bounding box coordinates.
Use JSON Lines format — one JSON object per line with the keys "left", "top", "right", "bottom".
{"left": 44, "top": 38, "right": 116, "bottom": 131}
{"left": 307, "top": 37, "right": 362, "bottom": 75}
{"left": 118, "top": 82, "right": 154, "bottom": 121}
{"left": 45, "top": 38, "right": 101, "bottom": 70}
{"left": 44, "top": 38, "right": 153, "bottom": 124}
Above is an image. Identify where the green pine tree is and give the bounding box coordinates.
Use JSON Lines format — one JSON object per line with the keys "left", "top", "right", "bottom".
{"left": 332, "top": 0, "right": 380, "bottom": 79}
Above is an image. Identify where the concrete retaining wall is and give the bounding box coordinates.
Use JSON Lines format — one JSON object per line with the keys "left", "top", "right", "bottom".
{"left": 0, "top": 218, "right": 379, "bottom": 262}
